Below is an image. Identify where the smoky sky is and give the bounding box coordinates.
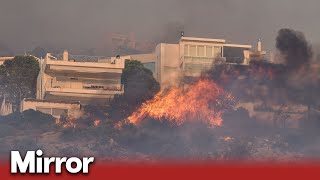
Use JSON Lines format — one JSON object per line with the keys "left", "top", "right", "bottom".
{"left": 0, "top": 0, "right": 320, "bottom": 55}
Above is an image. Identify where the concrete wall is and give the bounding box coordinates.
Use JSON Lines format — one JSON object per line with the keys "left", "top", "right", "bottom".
{"left": 21, "top": 100, "right": 81, "bottom": 118}
{"left": 156, "top": 44, "right": 180, "bottom": 88}
{"left": 129, "top": 53, "right": 156, "bottom": 63}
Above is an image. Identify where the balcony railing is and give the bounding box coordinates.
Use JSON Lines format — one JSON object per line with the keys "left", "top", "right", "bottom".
{"left": 83, "top": 84, "right": 124, "bottom": 92}
{"left": 45, "top": 84, "right": 124, "bottom": 95}
{"left": 45, "top": 59, "right": 125, "bottom": 72}
{"left": 184, "top": 56, "right": 226, "bottom": 64}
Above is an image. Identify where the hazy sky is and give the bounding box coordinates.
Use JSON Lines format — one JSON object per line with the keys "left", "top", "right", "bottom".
{"left": 0, "top": 0, "right": 319, "bottom": 54}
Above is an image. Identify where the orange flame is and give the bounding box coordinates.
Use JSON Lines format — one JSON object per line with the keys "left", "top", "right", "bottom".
{"left": 128, "top": 79, "right": 234, "bottom": 126}
{"left": 94, "top": 119, "right": 101, "bottom": 127}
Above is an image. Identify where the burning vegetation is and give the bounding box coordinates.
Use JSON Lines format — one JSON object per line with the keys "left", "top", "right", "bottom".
{"left": 128, "top": 79, "right": 234, "bottom": 127}
{"left": 125, "top": 28, "right": 317, "bottom": 130}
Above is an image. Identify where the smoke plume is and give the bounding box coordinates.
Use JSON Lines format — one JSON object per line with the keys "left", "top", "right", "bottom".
{"left": 276, "top": 28, "right": 313, "bottom": 70}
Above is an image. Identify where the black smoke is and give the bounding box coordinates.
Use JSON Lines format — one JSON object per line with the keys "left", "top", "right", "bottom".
{"left": 276, "top": 28, "right": 313, "bottom": 71}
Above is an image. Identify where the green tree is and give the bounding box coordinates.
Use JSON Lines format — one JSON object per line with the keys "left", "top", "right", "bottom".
{"left": 108, "top": 60, "right": 160, "bottom": 120}
{"left": 0, "top": 56, "right": 40, "bottom": 110}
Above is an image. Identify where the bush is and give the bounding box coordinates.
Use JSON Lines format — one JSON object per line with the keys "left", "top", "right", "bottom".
{"left": 0, "top": 110, "right": 56, "bottom": 133}
{"left": 108, "top": 60, "right": 160, "bottom": 120}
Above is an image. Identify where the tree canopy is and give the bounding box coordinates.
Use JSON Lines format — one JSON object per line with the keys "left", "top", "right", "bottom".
{"left": 108, "top": 60, "right": 160, "bottom": 120}
{"left": 122, "top": 60, "right": 159, "bottom": 103}
{"left": 0, "top": 55, "right": 40, "bottom": 110}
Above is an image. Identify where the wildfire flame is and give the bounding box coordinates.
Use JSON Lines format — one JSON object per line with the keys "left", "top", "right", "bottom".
{"left": 94, "top": 119, "right": 101, "bottom": 127}
{"left": 128, "top": 79, "right": 234, "bottom": 126}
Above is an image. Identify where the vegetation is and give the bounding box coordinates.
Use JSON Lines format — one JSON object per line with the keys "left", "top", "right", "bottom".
{"left": 0, "top": 55, "right": 40, "bottom": 110}
{"left": 0, "top": 110, "right": 56, "bottom": 155}
{"left": 0, "top": 110, "right": 56, "bottom": 137}
{"left": 108, "top": 60, "right": 160, "bottom": 120}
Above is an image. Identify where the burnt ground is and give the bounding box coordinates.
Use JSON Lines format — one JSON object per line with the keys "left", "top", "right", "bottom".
{"left": 1, "top": 109, "right": 320, "bottom": 163}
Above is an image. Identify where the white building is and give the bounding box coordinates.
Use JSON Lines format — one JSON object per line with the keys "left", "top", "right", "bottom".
{"left": 125, "top": 36, "right": 259, "bottom": 87}
{"left": 21, "top": 51, "right": 126, "bottom": 117}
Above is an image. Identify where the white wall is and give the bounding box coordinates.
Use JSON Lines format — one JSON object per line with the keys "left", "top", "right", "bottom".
{"left": 155, "top": 43, "right": 180, "bottom": 88}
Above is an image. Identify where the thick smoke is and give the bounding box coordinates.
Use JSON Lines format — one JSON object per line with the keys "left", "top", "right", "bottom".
{"left": 276, "top": 28, "right": 313, "bottom": 70}
{"left": 1, "top": 1, "right": 320, "bottom": 54}
{"left": 155, "top": 21, "right": 185, "bottom": 44}
{"left": 275, "top": 29, "right": 319, "bottom": 109}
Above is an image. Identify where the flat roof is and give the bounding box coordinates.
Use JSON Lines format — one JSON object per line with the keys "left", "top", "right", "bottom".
{"left": 181, "top": 37, "right": 226, "bottom": 43}
{"left": 0, "top": 57, "right": 14, "bottom": 60}
{"left": 224, "top": 44, "right": 252, "bottom": 49}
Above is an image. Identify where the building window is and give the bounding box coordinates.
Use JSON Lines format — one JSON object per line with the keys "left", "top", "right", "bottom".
{"left": 143, "top": 62, "right": 156, "bottom": 74}
{"left": 189, "top": 45, "right": 196, "bottom": 56}
{"left": 36, "top": 107, "right": 68, "bottom": 117}
{"left": 214, "top": 47, "right": 222, "bottom": 57}
{"left": 197, "top": 46, "right": 205, "bottom": 57}
{"left": 206, "top": 46, "right": 213, "bottom": 57}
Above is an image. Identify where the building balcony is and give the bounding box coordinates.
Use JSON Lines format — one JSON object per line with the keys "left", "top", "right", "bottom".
{"left": 44, "top": 59, "right": 124, "bottom": 75}
{"left": 184, "top": 56, "right": 226, "bottom": 64}
{"left": 46, "top": 85, "right": 124, "bottom": 95}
